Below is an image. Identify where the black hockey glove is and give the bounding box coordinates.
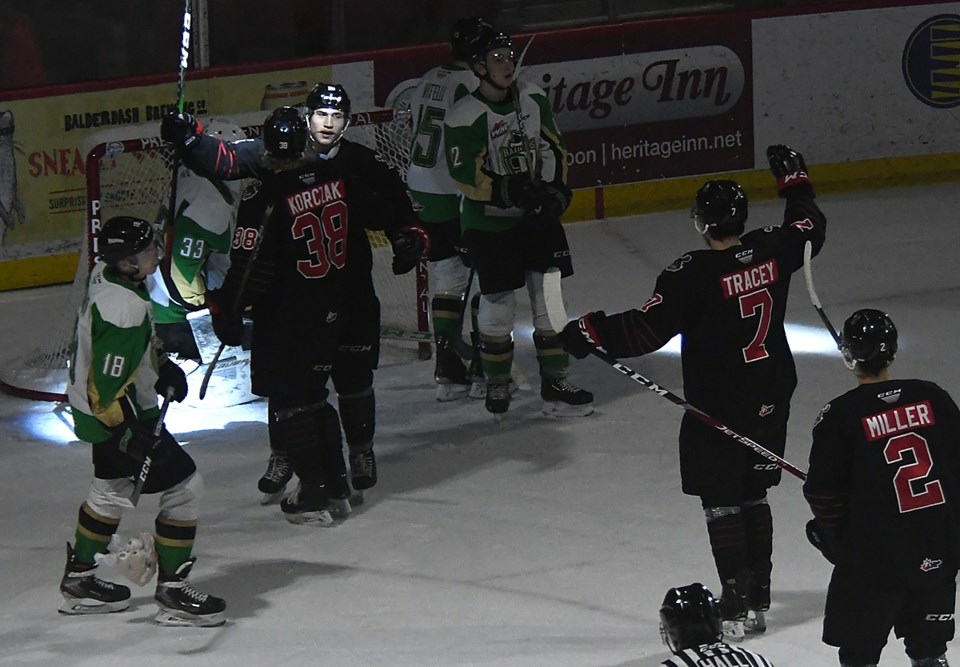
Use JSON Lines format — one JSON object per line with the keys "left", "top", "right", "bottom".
{"left": 767, "top": 144, "right": 813, "bottom": 198}
{"left": 154, "top": 356, "right": 188, "bottom": 403}
{"left": 161, "top": 112, "right": 203, "bottom": 149}
{"left": 491, "top": 173, "right": 537, "bottom": 210}
{"left": 560, "top": 311, "right": 607, "bottom": 359}
{"left": 805, "top": 519, "right": 837, "bottom": 565}
{"left": 206, "top": 289, "right": 244, "bottom": 347}
{"left": 111, "top": 396, "right": 172, "bottom": 464}
{"left": 524, "top": 181, "right": 572, "bottom": 223}
{"left": 390, "top": 225, "right": 430, "bottom": 275}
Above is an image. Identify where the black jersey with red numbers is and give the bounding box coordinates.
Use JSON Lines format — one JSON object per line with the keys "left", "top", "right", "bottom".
{"left": 181, "top": 135, "right": 418, "bottom": 328}
{"left": 592, "top": 193, "right": 825, "bottom": 417}
{"left": 805, "top": 379, "right": 960, "bottom": 581}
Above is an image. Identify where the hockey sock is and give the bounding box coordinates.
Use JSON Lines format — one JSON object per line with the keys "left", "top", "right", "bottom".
{"left": 533, "top": 330, "right": 569, "bottom": 381}
{"left": 704, "top": 507, "right": 749, "bottom": 593}
{"left": 479, "top": 334, "right": 513, "bottom": 383}
{"left": 742, "top": 498, "right": 773, "bottom": 583}
{"left": 155, "top": 516, "right": 196, "bottom": 575}
{"left": 471, "top": 293, "right": 481, "bottom": 336}
{"left": 73, "top": 503, "right": 120, "bottom": 565}
{"left": 431, "top": 294, "right": 464, "bottom": 341}
{"left": 338, "top": 388, "right": 375, "bottom": 449}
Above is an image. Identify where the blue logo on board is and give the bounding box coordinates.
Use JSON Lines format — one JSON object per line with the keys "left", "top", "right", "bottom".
{"left": 902, "top": 14, "right": 960, "bottom": 108}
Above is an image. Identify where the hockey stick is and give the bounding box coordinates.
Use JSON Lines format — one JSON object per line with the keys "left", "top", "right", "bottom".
{"left": 199, "top": 202, "right": 274, "bottom": 399}
{"left": 544, "top": 279, "right": 808, "bottom": 481}
{"left": 803, "top": 240, "right": 841, "bottom": 349}
{"left": 162, "top": 0, "right": 193, "bottom": 269}
{"left": 511, "top": 34, "right": 537, "bottom": 181}
{"left": 130, "top": 388, "right": 175, "bottom": 507}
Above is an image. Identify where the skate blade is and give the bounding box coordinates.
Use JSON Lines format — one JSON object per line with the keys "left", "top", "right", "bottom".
{"left": 259, "top": 488, "right": 287, "bottom": 506}
{"left": 329, "top": 497, "right": 352, "bottom": 518}
{"left": 155, "top": 607, "right": 226, "bottom": 627}
{"left": 59, "top": 596, "right": 129, "bottom": 615}
{"left": 283, "top": 509, "right": 335, "bottom": 526}
{"left": 745, "top": 610, "right": 766, "bottom": 633}
{"left": 436, "top": 383, "right": 470, "bottom": 402}
{"left": 722, "top": 619, "right": 745, "bottom": 642}
{"left": 470, "top": 380, "right": 519, "bottom": 400}
{"left": 541, "top": 401, "right": 595, "bottom": 418}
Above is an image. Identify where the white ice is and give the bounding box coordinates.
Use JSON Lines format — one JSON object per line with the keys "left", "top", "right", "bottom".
{"left": 0, "top": 183, "right": 958, "bottom": 667}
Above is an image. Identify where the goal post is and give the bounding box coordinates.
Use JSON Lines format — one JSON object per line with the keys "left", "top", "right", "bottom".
{"left": 0, "top": 107, "right": 430, "bottom": 403}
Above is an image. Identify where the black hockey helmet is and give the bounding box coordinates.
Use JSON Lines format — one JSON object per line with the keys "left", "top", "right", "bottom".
{"left": 306, "top": 82, "right": 351, "bottom": 118}
{"left": 97, "top": 216, "right": 156, "bottom": 266}
{"left": 451, "top": 17, "right": 493, "bottom": 62}
{"left": 469, "top": 24, "right": 514, "bottom": 65}
{"left": 263, "top": 105, "right": 308, "bottom": 160}
{"left": 659, "top": 583, "right": 723, "bottom": 652}
{"left": 692, "top": 180, "right": 748, "bottom": 238}
{"left": 841, "top": 308, "right": 898, "bottom": 371}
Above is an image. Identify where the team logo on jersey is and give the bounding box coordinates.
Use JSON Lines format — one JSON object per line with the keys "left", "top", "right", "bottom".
{"left": 325, "top": 311, "right": 338, "bottom": 324}
{"left": 665, "top": 254, "right": 692, "bottom": 272}
{"left": 639, "top": 293, "right": 662, "bottom": 313}
{"left": 920, "top": 557, "right": 943, "bottom": 572}
{"left": 759, "top": 404, "right": 775, "bottom": 417}
{"left": 790, "top": 217, "right": 814, "bottom": 231}
{"left": 878, "top": 388, "right": 902, "bottom": 404}
{"left": 241, "top": 179, "right": 262, "bottom": 201}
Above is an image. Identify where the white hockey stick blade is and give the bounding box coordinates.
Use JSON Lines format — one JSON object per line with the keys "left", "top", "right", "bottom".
{"left": 543, "top": 268, "right": 567, "bottom": 334}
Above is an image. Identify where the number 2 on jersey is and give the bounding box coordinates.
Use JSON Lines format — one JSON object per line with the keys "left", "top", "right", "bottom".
{"left": 884, "top": 432, "right": 945, "bottom": 513}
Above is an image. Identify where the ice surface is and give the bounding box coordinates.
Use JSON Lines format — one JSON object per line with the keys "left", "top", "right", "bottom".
{"left": 0, "top": 183, "right": 958, "bottom": 666}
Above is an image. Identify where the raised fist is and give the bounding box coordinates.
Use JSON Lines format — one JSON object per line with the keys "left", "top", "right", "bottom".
{"left": 391, "top": 225, "right": 430, "bottom": 275}
{"left": 766, "top": 144, "right": 811, "bottom": 196}
{"left": 161, "top": 112, "right": 202, "bottom": 148}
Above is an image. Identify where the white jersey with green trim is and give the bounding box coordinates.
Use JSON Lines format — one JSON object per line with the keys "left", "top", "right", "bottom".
{"left": 406, "top": 64, "right": 477, "bottom": 198}
{"left": 68, "top": 261, "right": 161, "bottom": 441}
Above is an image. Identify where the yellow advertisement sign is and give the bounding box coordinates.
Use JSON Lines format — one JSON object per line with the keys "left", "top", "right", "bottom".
{"left": 0, "top": 61, "right": 373, "bottom": 289}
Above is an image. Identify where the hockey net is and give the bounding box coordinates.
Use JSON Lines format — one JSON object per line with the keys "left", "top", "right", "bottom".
{"left": 0, "top": 108, "right": 429, "bottom": 403}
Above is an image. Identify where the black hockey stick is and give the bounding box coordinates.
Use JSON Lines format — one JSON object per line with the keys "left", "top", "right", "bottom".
{"left": 803, "top": 240, "right": 841, "bottom": 348}
{"left": 199, "top": 202, "right": 274, "bottom": 399}
{"left": 544, "top": 278, "right": 807, "bottom": 481}
{"left": 130, "top": 388, "right": 175, "bottom": 507}
{"left": 161, "top": 0, "right": 193, "bottom": 269}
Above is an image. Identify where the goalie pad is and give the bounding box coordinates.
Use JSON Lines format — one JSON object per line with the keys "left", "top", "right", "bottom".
{"left": 94, "top": 532, "right": 158, "bottom": 586}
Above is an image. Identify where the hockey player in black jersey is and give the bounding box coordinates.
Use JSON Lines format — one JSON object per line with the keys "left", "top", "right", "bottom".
{"left": 659, "top": 583, "right": 774, "bottom": 666}
{"left": 560, "top": 145, "right": 826, "bottom": 640}
{"left": 161, "top": 87, "right": 427, "bottom": 524}
{"left": 804, "top": 309, "right": 960, "bottom": 667}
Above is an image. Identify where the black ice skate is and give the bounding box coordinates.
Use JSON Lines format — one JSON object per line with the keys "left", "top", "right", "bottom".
{"left": 540, "top": 378, "right": 594, "bottom": 417}
{"left": 349, "top": 448, "right": 377, "bottom": 491}
{"left": 280, "top": 481, "right": 334, "bottom": 526}
{"left": 485, "top": 381, "right": 512, "bottom": 415}
{"left": 434, "top": 335, "right": 471, "bottom": 402}
{"left": 59, "top": 542, "right": 131, "bottom": 615}
{"left": 258, "top": 450, "right": 293, "bottom": 504}
{"left": 154, "top": 558, "right": 226, "bottom": 627}
{"left": 326, "top": 470, "right": 353, "bottom": 518}
{"left": 719, "top": 585, "right": 747, "bottom": 642}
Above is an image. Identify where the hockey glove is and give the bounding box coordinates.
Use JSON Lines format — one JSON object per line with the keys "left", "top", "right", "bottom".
{"left": 524, "top": 181, "right": 572, "bottom": 223}
{"left": 154, "top": 356, "right": 188, "bottom": 403}
{"left": 560, "top": 311, "right": 606, "bottom": 359}
{"left": 767, "top": 144, "right": 813, "bottom": 198}
{"left": 206, "top": 288, "right": 244, "bottom": 347}
{"left": 390, "top": 225, "right": 430, "bottom": 275}
{"left": 160, "top": 112, "right": 203, "bottom": 149}
{"left": 805, "top": 519, "right": 838, "bottom": 565}
{"left": 491, "top": 173, "right": 537, "bottom": 210}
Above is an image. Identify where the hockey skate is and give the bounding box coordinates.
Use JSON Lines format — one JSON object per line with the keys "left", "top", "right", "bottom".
{"left": 280, "top": 481, "right": 334, "bottom": 526}
{"left": 540, "top": 378, "right": 594, "bottom": 417}
{"left": 434, "top": 335, "right": 471, "bottom": 402}
{"left": 258, "top": 451, "right": 293, "bottom": 505}
{"left": 326, "top": 471, "right": 353, "bottom": 518}
{"left": 154, "top": 558, "right": 226, "bottom": 627}
{"left": 719, "top": 586, "right": 747, "bottom": 642}
{"left": 485, "top": 381, "right": 512, "bottom": 415}
{"left": 59, "top": 543, "right": 131, "bottom": 615}
{"left": 349, "top": 448, "right": 377, "bottom": 491}
{"left": 744, "top": 577, "right": 770, "bottom": 633}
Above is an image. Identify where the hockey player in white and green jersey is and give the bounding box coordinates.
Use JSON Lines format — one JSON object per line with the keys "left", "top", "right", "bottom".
{"left": 408, "top": 18, "right": 487, "bottom": 402}
{"left": 443, "top": 26, "right": 593, "bottom": 418}
{"left": 62, "top": 216, "right": 225, "bottom": 627}
{"left": 150, "top": 119, "right": 247, "bottom": 362}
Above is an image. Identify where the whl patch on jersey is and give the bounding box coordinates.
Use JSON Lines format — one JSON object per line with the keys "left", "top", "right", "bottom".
{"left": 285, "top": 179, "right": 345, "bottom": 216}
{"left": 720, "top": 258, "right": 779, "bottom": 298}
{"left": 861, "top": 400, "right": 934, "bottom": 441}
